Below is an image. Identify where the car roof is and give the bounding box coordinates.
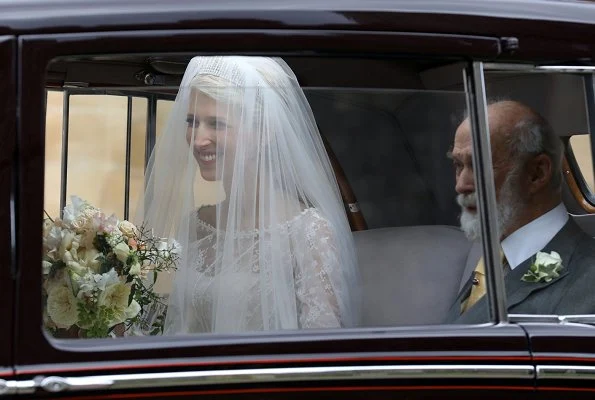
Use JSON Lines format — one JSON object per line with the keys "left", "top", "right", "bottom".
{"left": 1, "top": 0, "right": 595, "bottom": 35}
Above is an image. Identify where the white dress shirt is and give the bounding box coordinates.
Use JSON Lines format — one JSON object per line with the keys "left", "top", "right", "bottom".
{"left": 501, "top": 203, "right": 569, "bottom": 270}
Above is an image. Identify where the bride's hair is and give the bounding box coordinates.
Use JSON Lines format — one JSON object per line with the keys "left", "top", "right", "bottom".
{"left": 190, "top": 74, "right": 241, "bottom": 106}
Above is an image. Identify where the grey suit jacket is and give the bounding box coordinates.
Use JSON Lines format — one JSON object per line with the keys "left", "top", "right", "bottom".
{"left": 445, "top": 219, "right": 595, "bottom": 324}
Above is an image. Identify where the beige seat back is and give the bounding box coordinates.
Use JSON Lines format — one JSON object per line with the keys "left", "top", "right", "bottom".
{"left": 354, "top": 225, "right": 472, "bottom": 326}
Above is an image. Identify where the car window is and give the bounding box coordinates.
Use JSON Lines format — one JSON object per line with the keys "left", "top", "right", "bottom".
{"left": 41, "top": 55, "right": 490, "bottom": 341}
{"left": 481, "top": 66, "right": 595, "bottom": 323}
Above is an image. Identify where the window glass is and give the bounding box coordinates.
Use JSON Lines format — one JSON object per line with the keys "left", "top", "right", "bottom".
{"left": 66, "top": 94, "right": 128, "bottom": 216}
{"left": 42, "top": 56, "right": 487, "bottom": 341}
{"left": 482, "top": 69, "right": 595, "bottom": 321}
{"left": 156, "top": 99, "right": 173, "bottom": 140}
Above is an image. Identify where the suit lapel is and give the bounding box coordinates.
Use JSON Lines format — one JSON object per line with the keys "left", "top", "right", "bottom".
{"left": 505, "top": 219, "right": 583, "bottom": 309}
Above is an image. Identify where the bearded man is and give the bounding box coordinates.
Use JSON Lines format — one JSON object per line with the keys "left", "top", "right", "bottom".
{"left": 445, "top": 100, "right": 595, "bottom": 323}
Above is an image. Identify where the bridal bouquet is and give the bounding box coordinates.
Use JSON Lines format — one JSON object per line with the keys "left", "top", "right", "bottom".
{"left": 42, "top": 196, "right": 179, "bottom": 338}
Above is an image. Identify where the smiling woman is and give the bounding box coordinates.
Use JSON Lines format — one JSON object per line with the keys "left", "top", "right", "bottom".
{"left": 139, "top": 56, "right": 361, "bottom": 334}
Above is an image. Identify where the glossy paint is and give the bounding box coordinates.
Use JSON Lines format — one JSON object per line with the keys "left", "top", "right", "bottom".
{"left": 4, "top": 0, "right": 595, "bottom": 398}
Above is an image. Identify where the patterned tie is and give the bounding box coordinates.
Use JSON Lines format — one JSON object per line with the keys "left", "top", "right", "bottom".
{"left": 461, "top": 248, "right": 508, "bottom": 313}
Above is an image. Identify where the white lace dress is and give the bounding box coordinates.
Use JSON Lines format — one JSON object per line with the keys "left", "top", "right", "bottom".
{"left": 185, "top": 207, "right": 344, "bottom": 332}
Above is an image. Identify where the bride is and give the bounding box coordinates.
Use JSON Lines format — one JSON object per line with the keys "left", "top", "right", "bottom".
{"left": 140, "top": 56, "right": 360, "bottom": 334}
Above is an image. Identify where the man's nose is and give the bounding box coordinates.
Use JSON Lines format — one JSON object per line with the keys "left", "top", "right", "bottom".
{"left": 456, "top": 166, "right": 475, "bottom": 195}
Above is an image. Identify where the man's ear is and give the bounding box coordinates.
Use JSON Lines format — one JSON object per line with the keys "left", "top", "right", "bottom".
{"left": 526, "top": 153, "right": 553, "bottom": 194}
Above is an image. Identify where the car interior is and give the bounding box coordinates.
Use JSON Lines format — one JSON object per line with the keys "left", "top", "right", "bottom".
{"left": 43, "top": 54, "right": 595, "bottom": 329}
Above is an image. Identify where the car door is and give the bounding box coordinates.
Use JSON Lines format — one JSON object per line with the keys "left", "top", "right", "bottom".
{"left": 9, "top": 7, "right": 535, "bottom": 399}
{"left": 0, "top": 34, "right": 16, "bottom": 396}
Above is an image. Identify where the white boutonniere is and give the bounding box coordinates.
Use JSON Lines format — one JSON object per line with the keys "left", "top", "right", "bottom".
{"left": 521, "top": 251, "right": 563, "bottom": 283}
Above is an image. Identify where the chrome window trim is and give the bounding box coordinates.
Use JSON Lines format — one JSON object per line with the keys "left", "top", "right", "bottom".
{"left": 538, "top": 365, "right": 595, "bottom": 380}
{"left": 484, "top": 63, "right": 595, "bottom": 74}
{"left": 464, "top": 62, "right": 508, "bottom": 323}
{"left": 0, "top": 364, "right": 534, "bottom": 395}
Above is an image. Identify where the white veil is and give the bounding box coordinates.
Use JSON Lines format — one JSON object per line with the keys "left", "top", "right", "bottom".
{"left": 139, "top": 56, "right": 360, "bottom": 334}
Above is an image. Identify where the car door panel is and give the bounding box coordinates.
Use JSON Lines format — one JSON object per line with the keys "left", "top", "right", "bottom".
{"left": 521, "top": 323, "right": 595, "bottom": 398}
{"left": 8, "top": 325, "right": 532, "bottom": 398}
{"left": 12, "top": 25, "right": 536, "bottom": 399}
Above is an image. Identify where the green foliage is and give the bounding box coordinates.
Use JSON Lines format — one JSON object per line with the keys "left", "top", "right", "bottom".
{"left": 77, "top": 302, "right": 117, "bottom": 338}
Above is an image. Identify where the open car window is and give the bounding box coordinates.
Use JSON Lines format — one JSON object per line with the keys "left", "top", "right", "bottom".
{"left": 41, "top": 54, "right": 497, "bottom": 342}
{"left": 481, "top": 65, "right": 595, "bottom": 326}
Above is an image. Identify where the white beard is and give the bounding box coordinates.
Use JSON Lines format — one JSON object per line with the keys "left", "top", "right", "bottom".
{"left": 457, "top": 170, "right": 523, "bottom": 241}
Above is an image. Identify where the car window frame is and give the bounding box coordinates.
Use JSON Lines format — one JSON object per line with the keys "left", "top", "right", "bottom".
{"left": 0, "top": 34, "right": 16, "bottom": 373}
{"left": 16, "top": 28, "right": 517, "bottom": 367}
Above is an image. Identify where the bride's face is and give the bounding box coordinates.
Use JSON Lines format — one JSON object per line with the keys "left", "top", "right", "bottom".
{"left": 186, "top": 89, "right": 236, "bottom": 182}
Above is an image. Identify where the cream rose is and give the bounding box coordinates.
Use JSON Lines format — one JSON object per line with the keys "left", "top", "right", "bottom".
{"left": 47, "top": 285, "right": 79, "bottom": 329}
{"left": 118, "top": 220, "right": 139, "bottom": 239}
{"left": 70, "top": 208, "right": 100, "bottom": 233}
{"left": 113, "top": 242, "right": 131, "bottom": 264}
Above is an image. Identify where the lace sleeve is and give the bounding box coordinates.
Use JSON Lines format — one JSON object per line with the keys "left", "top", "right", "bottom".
{"left": 293, "top": 212, "right": 344, "bottom": 329}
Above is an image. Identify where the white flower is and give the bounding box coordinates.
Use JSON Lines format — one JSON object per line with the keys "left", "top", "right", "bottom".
{"left": 59, "top": 231, "right": 75, "bottom": 257}
{"left": 44, "top": 225, "right": 63, "bottom": 252}
{"left": 78, "top": 248, "right": 101, "bottom": 273}
{"left": 46, "top": 285, "right": 79, "bottom": 329}
{"left": 129, "top": 262, "right": 141, "bottom": 277}
{"left": 62, "top": 196, "right": 93, "bottom": 227}
{"left": 67, "top": 260, "right": 88, "bottom": 277}
{"left": 535, "top": 251, "right": 562, "bottom": 267}
{"left": 113, "top": 242, "right": 131, "bottom": 264}
{"left": 95, "top": 269, "right": 120, "bottom": 291}
{"left": 71, "top": 208, "right": 101, "bottom": 233}
{"left": 124, "top": 300, "right": 141, "bottom": 319}
{"left": 522, "top": 251, "right": 564, "bottom": 283}
{"left": 98, "top": 282, "right": 131, "bottom": 311}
